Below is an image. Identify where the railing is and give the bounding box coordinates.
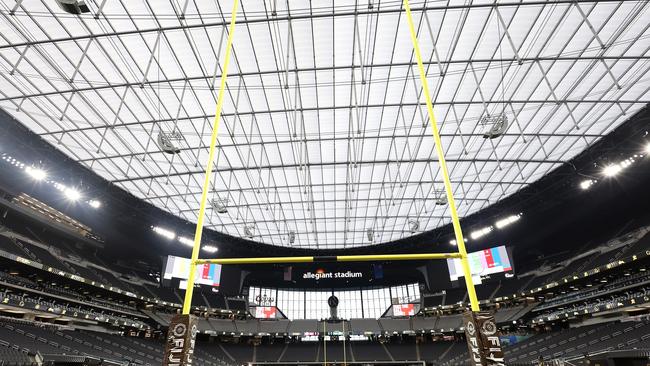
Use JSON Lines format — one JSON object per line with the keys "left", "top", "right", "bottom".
{"left": 250, "top": 362, "right": 426, "bottom": 366}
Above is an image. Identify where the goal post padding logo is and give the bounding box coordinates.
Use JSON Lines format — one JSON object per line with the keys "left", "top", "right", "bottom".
{"left": 463, "top": 311, "right": 505, "bottom": 366}
{"left": 163, "top": 314, "right": 198, "bottom": 366}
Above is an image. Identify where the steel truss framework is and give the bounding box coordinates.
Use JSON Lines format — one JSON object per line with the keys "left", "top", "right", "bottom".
{"left": 0, "top": 0, "right": 649, "bottom": 249}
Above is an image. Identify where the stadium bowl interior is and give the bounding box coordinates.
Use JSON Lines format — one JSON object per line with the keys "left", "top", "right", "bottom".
{"left": 0, "top": 0, "right": 650, "bottom": 365}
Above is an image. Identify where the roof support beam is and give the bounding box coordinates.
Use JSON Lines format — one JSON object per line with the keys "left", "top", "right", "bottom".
{"left": 59, "top": 91, "right": 75, "bottom": 122}
{"left": 8, "top": 45, "right": 29, "bottom": 76}
{"left": 95, "top": 86, "right": 130, "bottom": 153}
{"left": 1, "top": 56, "right": 648, "bottom": 102}
{"left": 495, "top": 6, "right": 522, "bottom": 65}
{"left": 423, "top": 10, "right": 445, "bottom": 76}
{"left": 111, "top": 158, "right": 565, "bottom": 183}
{"left": 74, "top": 132, "right": 604, "bottom": 163}
{"left": 69, "top": 38, "right": 93, "bottom": 83}
{"left": 0, "top": 1, "right": 623, "bottom": 50}
{"left": 536, "top": 60, "right": 581, "bottom": 130}
{"left": 9, "top": 0, "right": 23, "bottom": 15}
{"left": 178, "top": 0, "right": 191, "bottom": 20}
{"left": 573, "top": 2, "right": 607, "bottom": 50}
{"left": 94, "top": 0, "right": 108, "bottom": 19}
{"left": 573, "top": 2, "right": 622, "bottom": 90}
{"left": 140, "top": 31, "right": 162, "bottom": 88}
{"left": 174, "top": 196, "right": 489, "bottom": 214}
{"left": 35, "top": 99, "right": 647, "bottom": 137}
{"left": 143, "top": 179, "right": 530, "bottom": 201}
{"left": 209, "top": 26, "right": 227, "bottom": 90}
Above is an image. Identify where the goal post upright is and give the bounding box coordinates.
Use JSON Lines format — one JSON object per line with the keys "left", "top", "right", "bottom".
{"left": 181, "top": 0, "right": 480, "bottom": 317}
{"left": 181, "top": 0, "right": 239, "bottom": 316}
{"left": 401, "top": 0, "right": 480, "bottom": 312}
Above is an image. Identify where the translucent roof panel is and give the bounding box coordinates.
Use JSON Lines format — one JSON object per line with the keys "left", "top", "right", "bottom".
{"left": 0, "top": 0, "right": 649, "bottom": 249}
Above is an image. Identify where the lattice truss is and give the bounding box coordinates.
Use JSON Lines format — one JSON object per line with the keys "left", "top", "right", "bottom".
{"left": 0, "top": 0, "right": 648, "bottom": 248}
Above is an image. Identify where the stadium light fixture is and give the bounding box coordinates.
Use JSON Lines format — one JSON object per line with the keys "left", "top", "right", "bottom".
{"left": 25, "top": 167, "right": 47, "bottom": 181}
{"left": 88, "top": 200, "right": 101, "bottom": 209}
{"left": 449, "top": 237, "right": 467, "bottom": 246}
{"left": 579, "top": 179, "right": 595, "bottom": 190}
{"left": 495, "top": 214, "right": 521, "bottom": 229}
{"left": 603, "top": 164, "right": 622, "bottom": 177}
{"left": 152, "top": 226, "right": 176, "bottom": 240}
{"left": 202, "top": 245, "right": 218, "bottom": 253}
{"left": 470, "top": 226, "right": 493, "bottom": 240}
{"left": 178, "top": 236, "right": 194, "bottom": 247}
{"left": 64, "top": 188, "right": 82, "bottom": 201}
{"left": 53, "top": 182, "right": 66, "bottom": 192}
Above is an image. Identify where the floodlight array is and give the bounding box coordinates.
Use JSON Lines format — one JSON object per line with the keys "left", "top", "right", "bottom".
{"left": 1, "top": 153, "right": 100, "bottom": 208}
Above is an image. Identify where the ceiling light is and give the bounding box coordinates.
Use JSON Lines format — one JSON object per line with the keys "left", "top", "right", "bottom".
{"left": 495, "top": 214, "right": 521, "bottom": 229}
{"left": 202, "top": 245, "right": 218, "bottom": 253}
{"left": 88, "top": 200, "right": 101, "bottom": 209}
{"left": 646, "top": 143, "right": 650, "bottom": 154}
{"left": 579, "top": 179, "right": 595, "bottom": 190}
{"left": 288, "top": 231, "right": 296, "bottom": 244}
{"left": 64, "top": 188, "right": 82, "bottom": 201}
{"left": 449, "top": 238, "right": 467, "bottom": 246}
{"left": 26, "top": 167, "right": 47, "bottom": 181}
{"left": 53, "top": 183, "right": 67, "bottom": 192}
{"left": 178, "top": 236, "right": 194, "bottom": 247}
{"left": 152, "top": 226, "right": 176, "bottom": 240}
{"left": 470, "top": 226, "right": 493, "bottom": 240}
{"left": 603, "top": 164, "right": 622, "bottom": 177}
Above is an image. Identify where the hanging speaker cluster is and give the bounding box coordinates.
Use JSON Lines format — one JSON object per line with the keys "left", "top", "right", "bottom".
{"left": 54, "top": 0, "right": 90, "bottom": 14}
{"left": 408, "top": 219, "right": 419, "bottom": 233}
{"left": 435, "top": 190, "right": 448, "bottom": 206}
{"left": 479, "top": 113, "right": 509, "bottom": 139}
{"left": 244, "top": 224, "right": 256, "bottom": 238}
{"left": 210, "top": 197, "right": 228, "bottom": 214}
{"left": 157, "top": 131, "right": 183, "bottom": 155}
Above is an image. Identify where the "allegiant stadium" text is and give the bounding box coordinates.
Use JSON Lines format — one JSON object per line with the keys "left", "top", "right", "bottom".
{"left": 303, "top": 271, "right": 363, "bottom": 280}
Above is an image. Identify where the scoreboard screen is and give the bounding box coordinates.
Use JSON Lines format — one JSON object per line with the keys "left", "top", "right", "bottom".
{"left": 162, "top": 255, "right": 222, "bottom": 288}
{"left": 446, "top": 245, "right": 513, "bottom": 283}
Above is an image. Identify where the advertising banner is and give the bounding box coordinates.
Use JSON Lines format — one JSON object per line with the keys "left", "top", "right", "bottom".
{"left": 163, "top": 314, "right": 198, "bottom": 366}
{"left": 463, "top": 311, "right": 505, "bottom": 366}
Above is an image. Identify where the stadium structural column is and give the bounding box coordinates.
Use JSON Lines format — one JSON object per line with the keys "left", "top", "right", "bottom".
{"left": 401, "top": 0, "right": 480, "bottom": 312}
{"left": 181, "top": 0, "right": 239, "bottom": 316}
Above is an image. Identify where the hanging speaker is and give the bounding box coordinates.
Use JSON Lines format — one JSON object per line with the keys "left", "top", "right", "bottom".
{"left": 480, "top": 113, "right": 509, "bottom": 139}
{"left": 54, "top": 0, "right": 90, "bottom": 14}
{"left": 157, "top": 131, "right": 181, "bottom": 155}
{"left": 436, "top": 195, "right": 448, "bottom": 206}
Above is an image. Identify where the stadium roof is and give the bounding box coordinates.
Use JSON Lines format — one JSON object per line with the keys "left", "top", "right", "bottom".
{"left": 0, "top": 0, "right": 649, "bottom": 249}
